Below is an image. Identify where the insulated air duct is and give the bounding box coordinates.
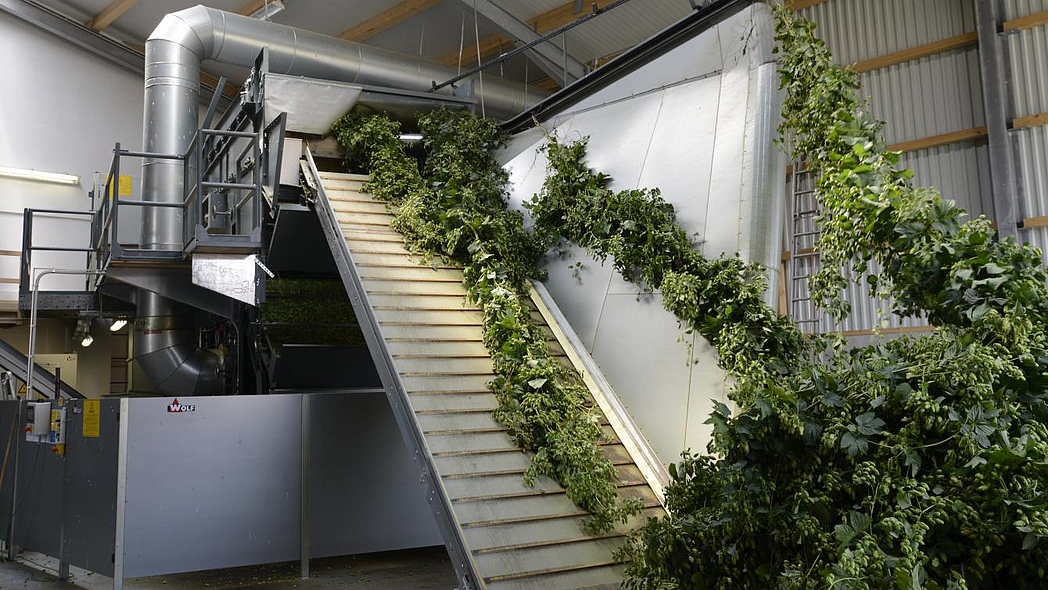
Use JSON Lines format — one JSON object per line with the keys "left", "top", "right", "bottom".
{"left": 137, "top": 5, "right": 548, "bottom": 395}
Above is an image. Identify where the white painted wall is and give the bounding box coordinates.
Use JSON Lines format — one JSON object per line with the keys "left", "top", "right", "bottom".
{"left": 0, "top": 13, "right": 147, "bottom": 395}
{"left": 0, "top": 13, "right": 145, "bottom": 296}
{"left": 500, "top": 4, "right": 787, "bottom": 465}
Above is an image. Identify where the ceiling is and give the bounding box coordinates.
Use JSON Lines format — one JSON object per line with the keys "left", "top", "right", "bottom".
{"left": 37, "top": 0, "right": 695, "bottom": 88}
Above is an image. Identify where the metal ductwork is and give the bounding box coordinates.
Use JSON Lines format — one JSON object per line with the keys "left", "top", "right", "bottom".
{"left": 134, "top": 292, "right": 224, "bottom": 395}
{"left": 137, "top": 5, "right": 546, "bottom": 394}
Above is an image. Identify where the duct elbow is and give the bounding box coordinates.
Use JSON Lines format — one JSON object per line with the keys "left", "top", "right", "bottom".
{"left": 147, "top": 4, "right": 215, "bottom": 58}
{"left": 134, "top": 292, "right": 225, "bottom": 396}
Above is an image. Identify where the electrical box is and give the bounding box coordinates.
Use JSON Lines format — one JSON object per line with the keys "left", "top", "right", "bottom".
{"left": 26, "top": 401, "right": 51, "bottom": 441}
{"left": 50, "top": 407, "right": 67, "bottom": 455}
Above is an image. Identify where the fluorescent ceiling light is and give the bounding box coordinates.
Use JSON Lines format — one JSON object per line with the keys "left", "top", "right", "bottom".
{"left": 109, "top": 318, "right": 128, "bottom": 332}
{"left": 0, "top": 166, "right": 80, "bottom": 185}
{"left": 250, "top": 0, "right": 284, "bottom": 20}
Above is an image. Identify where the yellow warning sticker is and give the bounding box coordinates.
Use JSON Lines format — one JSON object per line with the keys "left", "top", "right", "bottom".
{"left": 108, "top": 175, "right": 132, "bottom": 198}
{"left": 83, "top": 399, "right": 100, "bottom": 438}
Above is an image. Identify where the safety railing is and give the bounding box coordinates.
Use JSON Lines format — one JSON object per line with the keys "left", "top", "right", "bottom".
{"left": 182, "top": 127, "right": 264, "bottom": 252}
{"left": 95, "top": 142, "right": 186, "bottom": 264}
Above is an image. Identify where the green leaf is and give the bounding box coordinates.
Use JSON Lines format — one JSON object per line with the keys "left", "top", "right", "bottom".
{"left": 841, "top": 431, "right": 869, "bottom": 456}
{"left": 855, "top": 412, "right": 886, "bottom": 436}
{"left": 526, "top": 378, "right": 548, "bottom": 389}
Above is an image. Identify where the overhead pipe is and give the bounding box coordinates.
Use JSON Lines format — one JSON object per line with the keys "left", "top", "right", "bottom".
{"left": 137, "top": 5, "right": 547, "bottom": 395}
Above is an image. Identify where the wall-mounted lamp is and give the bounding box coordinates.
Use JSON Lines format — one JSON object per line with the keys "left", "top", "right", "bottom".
{"left": 249, "top": 0, "right": 284, "bottom": 20}
{"left": 0, "top": 166, "right": 80, "bottom": 186}
{"left": 74, "top": 319, "right": 93, "bottom": 347}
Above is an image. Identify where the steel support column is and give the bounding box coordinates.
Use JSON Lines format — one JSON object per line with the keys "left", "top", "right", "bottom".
{"left": 974, "top": 0, "right": 1020, "bottom": 240}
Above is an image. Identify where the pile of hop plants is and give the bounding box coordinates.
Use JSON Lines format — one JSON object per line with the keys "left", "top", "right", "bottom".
{"left": 331, "top": 109, "right": 641, "bottom": 533}
{"left": 611, "top": 6, "right": 1048, "bottom": 589}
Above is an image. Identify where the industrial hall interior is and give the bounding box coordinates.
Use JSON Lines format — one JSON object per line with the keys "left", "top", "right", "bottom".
{"left": 1, "top": 0, "right": 1047, "bottom": 588}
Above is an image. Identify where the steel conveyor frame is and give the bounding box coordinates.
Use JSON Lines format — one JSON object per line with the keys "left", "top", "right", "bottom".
{"left": 303, "top": 149, "right": 481, "bottom": 590}
{"left": 0, "top": 338, "right": 84, "bottom": 399}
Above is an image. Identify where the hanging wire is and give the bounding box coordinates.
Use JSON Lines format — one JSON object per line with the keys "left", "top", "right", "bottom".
{"left": 457, "top": 12, "right": 466, "bottom": 76}
{"left": 523, "top": 55, "right": 528, "bottom": 107}
{"left": 473, "top": 0, "right": 485, "bottom": 118}
{"left": 561, "top": 33, "right": 568, "bottom": 86}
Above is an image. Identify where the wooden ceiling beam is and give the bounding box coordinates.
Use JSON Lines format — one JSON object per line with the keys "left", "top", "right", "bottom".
{"left": 437, "top": 33, "right": 511, "bottom": 67}
{"left": 340, "top": 0, "right": 443, "bottom": 42}
{"left": 88, "top": 0, "right": 138, "bottom": 31}
{"left": 784, "top": 0, "right": 828, "bottom": 10}
{"left": 236, "top": 0, "right": 267, "bottom": 17}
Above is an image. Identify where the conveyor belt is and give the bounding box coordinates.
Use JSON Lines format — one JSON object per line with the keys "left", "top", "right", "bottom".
{"left": 304, "top": 152, "right": 667, "bottom": 590}
{"left": 0, "top": 337, "right": 84, "bottom": 400}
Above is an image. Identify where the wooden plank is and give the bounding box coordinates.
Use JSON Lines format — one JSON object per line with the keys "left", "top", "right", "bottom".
{"left": 236, "top": 0, "right": 267, "bottom": 17}
{"left": 1022, "top": 215, "right": 1048, "bottom": 229}
{"left": 199, "top": 71, "right": 239, "bottom": 99}
{"left": 785, "top": 0, "right": 827, "bottom": 10}
{"left": 528, "top": 0, "right": 616, "bottom": 34}
{"left": 1003, "top": 8, "right": 1048, "bottom": 32}
{"left": 438, "top": 34, "right": 512, "bottom": 67}
{"left": 851, "top": 31, "right": 978, "bottom": 74}
{"left": 0, "top": 278, "right": 20, "bottom": 284}
{"left": 1014, "top": 112, "right": 1048, "bottom": 130}
{"left": 887, "top": 126, "right": 988, "bottom": 153}
{"left": 591, "top": 49, "right": 625, "bottom": 69}
{"left": 88, "top": 0, "right": 138, "bottom": 31}
{"left": 340, "top": 0, "right": 442, "bottom": 42}
{"left": 0, "top": 250, "right": 20, "bottom": 257}
{"left": 532, "top": 78, "right": 561, "bottom": 92}
{"left": 838, "top": 325, "right": 935, "bottom": 337}
{"left": 847, "top": 11, "right": 1044, "bottom": 75}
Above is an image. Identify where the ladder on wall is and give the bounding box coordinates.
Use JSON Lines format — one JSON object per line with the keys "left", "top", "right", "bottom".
{"left": 787, "top": 164, "right": 822, "bottom": 334}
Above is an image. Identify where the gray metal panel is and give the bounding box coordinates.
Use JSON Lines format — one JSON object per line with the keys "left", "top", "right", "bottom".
{"left": 121, "top": 395, "right": 302, "bottom": 578}
{"left": 10, "top": 402, "right": 66, "bottom": 557}
{"left": 62, "top": 398, "right": 121, "bottom": 577}
{"left": 308, "top": 392, "right": 442, "bottom": 558}
{"left": 802, "top": 0, "right": 976, "bottom": 65}
{"left": 0, "top": 401, "right": 20, "bottom": 547}
{"left": 1004, "top": 14, "right": 1048, "bottom": 118}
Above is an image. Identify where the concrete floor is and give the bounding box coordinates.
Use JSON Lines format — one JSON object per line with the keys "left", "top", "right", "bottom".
{"left": 0, "top": 547, "right": 457, "bottom": 590}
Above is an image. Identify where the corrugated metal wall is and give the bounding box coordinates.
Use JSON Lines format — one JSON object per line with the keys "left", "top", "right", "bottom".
{"left": 787, "top": 0, "right": 1048, "bottom": 336}
{"left": 1005, "top": 0, "right": 1048, "bottom": 260}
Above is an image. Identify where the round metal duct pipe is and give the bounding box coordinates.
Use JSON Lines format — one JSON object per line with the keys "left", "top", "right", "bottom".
{"left": 134, "top": 291, "right": 224, "bottom": 395}
{"left": 136, "top": 5, "right": 548, "bottom": 394}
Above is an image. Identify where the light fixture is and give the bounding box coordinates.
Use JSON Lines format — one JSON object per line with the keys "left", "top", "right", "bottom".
{"left": 249, "top": 0, "right": 284, "bottom": 20}
{"left": 0, "top": 166, "right": 80, "bottom": 185}
{"left": 74, "top": 318, "right": 93, "bottom": 348}
{"left": 109, "top": 318, "right": 128, "bottom": 332}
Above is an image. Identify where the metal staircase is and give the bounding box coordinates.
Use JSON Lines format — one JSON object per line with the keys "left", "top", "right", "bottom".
{"left": 303, "top": 152, "right": 667, "bottom": 590}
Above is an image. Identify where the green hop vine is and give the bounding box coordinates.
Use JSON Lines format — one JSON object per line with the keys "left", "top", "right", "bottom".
{"left": 604, "top": 6, "right": 1048, "bottom": 589}
{"left": 331, "top": 109, "right": 641, "bottom": 533}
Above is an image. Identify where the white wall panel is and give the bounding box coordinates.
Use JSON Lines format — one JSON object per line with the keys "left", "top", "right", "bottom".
{"left": 501, "top": 4, "right": 783, "bottom": 464}
{"left": 0, "top": 15, "right": 145, "bottom": 294}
